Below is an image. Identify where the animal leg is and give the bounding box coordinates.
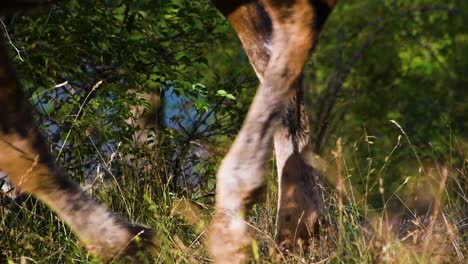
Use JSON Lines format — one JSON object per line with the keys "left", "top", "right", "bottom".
{"left": 273, "top": 76, "right": 322, "bottom": 250}
{"left": 221, "top": 3, "right": 322, "bottom": 249}
{"left": 271, "top": 0, "right": 336, "bottom": 249}
{"left": 0, "top": 40, "right": 154, "bottom": 260}
{"left": 209, "top": 1, "right": 320, "bottom": 262}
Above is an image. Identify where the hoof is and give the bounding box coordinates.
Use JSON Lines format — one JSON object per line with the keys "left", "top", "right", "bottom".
{"left": 208, "top": 211, "right": 252, "bottom": 264}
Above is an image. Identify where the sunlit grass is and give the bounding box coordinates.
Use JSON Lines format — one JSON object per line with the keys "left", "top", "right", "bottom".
{"left": 1, "top": 128, "right": 466, "bottom": 263}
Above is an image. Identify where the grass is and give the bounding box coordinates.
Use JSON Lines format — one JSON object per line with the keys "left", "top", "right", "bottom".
{"left": 0, "top": 130, "right": 466, "bottom": 263}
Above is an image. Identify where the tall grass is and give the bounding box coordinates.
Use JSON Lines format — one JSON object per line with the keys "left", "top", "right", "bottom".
{"left": 0, "top": 128, "right": 466, "bottom": 263}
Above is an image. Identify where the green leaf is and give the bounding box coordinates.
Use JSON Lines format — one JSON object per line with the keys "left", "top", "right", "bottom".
{"left": 216, "top": 89, "right": 236, "bottom": 100}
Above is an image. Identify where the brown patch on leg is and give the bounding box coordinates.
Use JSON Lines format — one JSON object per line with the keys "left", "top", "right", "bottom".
{"left": 276, "top": 152, "right": 321, "bottom": 251}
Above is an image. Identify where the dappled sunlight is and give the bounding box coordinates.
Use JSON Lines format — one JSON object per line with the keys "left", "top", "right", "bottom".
{"left": 1, "top": 0, "right": 466, "bottom": 263}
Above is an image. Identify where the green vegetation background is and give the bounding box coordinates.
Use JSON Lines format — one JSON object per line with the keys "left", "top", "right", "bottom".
{"left": 1, "top": 0, "right": 466, "bottom": 263}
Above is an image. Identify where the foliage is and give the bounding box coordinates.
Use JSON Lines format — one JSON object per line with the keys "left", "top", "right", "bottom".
{"left": 308, "top": 0, "right": 467, "bottom": 206}
{"left": 0, "top": 0, "right": 466, "bottom": 263}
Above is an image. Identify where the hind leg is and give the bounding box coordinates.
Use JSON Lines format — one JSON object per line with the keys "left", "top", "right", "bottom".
{"left": 273, "top": 77, "right": 321, "bottom": 249}
{"left": 0, "top": 40, "right": 154, "bottom": 260}
{"left": 272, "top": 0, "right": 337, "bottom": 247}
